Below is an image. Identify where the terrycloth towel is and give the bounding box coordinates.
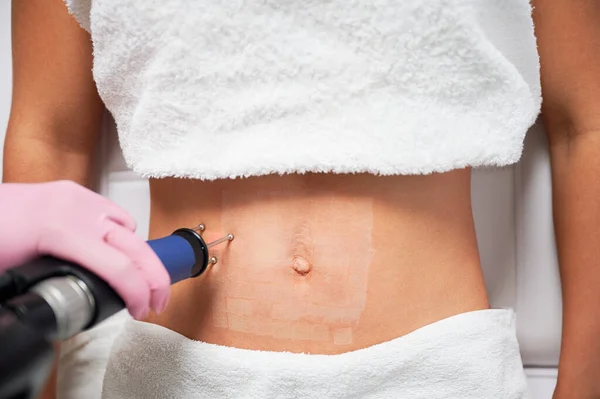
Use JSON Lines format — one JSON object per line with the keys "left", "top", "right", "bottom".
{"left": 64, "top": 0, "right": 541, "bottom": 181}
{"left": 102, "top": 309, "right": 530, "bottom": 398}
{"left": 57, "top": 310, "right": 131, "bottom": 399}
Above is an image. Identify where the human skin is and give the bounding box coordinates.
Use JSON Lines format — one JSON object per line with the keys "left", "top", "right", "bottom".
{"left": 532, "top": 1, "right": 600, "bottom": 397}
{"left": 5, "top": 0, "right": 600, "bottom": 397}
{"left": 144, "top": 171, "right": 487, "bottom": 354}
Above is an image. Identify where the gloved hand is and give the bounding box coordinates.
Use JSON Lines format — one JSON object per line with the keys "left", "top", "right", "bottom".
{"left": 0, "top": 180, "right": 170, "bottom": 320}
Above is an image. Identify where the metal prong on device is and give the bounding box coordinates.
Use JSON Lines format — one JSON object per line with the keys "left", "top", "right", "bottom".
{"left": 206, "top": 234, "right": 234, "bottom": 249}
{"left": 192, "top": 223, "right": 206, "bottom": 233}
{"left": 210, "top": 256, "right": 218, "bottom": 265}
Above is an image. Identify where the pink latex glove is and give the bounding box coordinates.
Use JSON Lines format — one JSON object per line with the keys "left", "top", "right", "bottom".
{"left": 0, "top": 180, "right": 170, "bottom": 320}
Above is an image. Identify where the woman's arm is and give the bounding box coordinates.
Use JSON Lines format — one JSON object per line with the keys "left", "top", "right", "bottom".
{"left": 532, "top": 1, "right": 600, "bottom": 397}
{"left": 6, "top": 1, "right": 104, "bottom": 398}
{"left": 5, "top": 0, "right": 103, "bottom": 186}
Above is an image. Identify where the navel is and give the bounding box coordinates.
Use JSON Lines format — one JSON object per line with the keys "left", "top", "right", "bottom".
{"left": 292, "top": 255, "right": 312, "bottom": 276}
{"left": 290, "top": 218, "right": 313, "bottom": 276}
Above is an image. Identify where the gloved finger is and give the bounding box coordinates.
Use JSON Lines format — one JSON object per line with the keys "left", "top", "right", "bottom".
{"left": 36, "top": 230, "right": 151, "bottom": 320}
{"left": 97, "top": 200, "right": 137, "bottom": 232}
{"left": 53, "top": 180, "right": 137, "bottom": 232}
{"left": 103, "top": 221, "right": 171, "bottom": 314}
{"left": 109, "top": 268, "right": 153, "bottom": 320}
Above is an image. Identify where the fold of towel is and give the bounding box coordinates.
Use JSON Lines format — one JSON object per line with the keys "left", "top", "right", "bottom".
{"left": 101, "top": 309, "right": 530, "bottom": 399}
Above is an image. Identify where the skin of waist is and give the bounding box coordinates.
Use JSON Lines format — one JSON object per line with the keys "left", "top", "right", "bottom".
{"left": 144, "top": 171, "right": 489, "bottom": 354}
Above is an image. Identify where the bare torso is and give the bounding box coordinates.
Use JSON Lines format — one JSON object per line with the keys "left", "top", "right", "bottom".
{"left": 145, "top": 170, "right": 488, "bottom": 354}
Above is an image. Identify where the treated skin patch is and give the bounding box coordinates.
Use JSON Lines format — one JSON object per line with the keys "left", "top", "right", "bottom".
{"left": 333, "top": 327, "right": 353, "bottom": 346}
{"left": 213, "top": 189, "right": 373, "bottom": 345}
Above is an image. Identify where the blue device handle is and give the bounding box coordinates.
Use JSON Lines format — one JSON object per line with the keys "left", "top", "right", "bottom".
{"left": 147, "top": 235, "right": 197, "bottom": 284}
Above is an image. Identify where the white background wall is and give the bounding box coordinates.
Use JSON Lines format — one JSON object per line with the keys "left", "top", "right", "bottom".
{"left": 0, "top": 2, "right": 559, "bottom": 397}
{"left": 0, "top": 0, "right": 11, "bottom": 180}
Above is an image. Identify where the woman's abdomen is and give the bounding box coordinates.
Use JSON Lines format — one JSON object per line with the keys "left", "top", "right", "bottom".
{"left": 144, "top": 171, "right": 489, "bottom": 354}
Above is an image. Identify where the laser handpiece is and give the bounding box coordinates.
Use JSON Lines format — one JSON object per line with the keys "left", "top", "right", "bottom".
{"left": 146, "top": 224, "right": 234, "bottom": 284}
{"left": 0, "top": 223, "right": 234, "bottom": 340}
{"left": 0, "top": 223, "right": 233, "bottom": 399}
